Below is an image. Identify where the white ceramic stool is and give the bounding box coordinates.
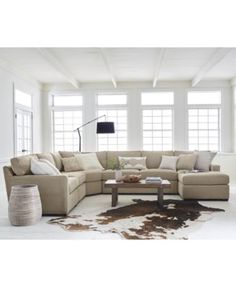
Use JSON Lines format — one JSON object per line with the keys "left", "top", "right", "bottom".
{"left": 8, "top": 184, "right": 42, "bottom": 226}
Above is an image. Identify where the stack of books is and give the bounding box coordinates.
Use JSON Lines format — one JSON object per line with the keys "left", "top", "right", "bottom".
{"left": 145, "top": 177, "right": 162, "bottom": 183}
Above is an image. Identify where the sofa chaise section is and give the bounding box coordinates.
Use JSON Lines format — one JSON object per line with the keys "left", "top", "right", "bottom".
{"left": 178, "top": 172, "right": 229, "bottom": 200}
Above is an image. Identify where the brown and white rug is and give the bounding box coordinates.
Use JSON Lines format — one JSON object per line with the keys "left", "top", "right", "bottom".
{"left": 48, "top": 199, "right": 224, "bottom": 239}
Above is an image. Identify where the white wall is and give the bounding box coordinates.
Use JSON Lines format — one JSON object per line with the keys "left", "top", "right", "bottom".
{"left": 0, "top": 66, "right": 42, "bottom": 191}
{"left": 42, "top": 80, "right": 233, "bottom": 153}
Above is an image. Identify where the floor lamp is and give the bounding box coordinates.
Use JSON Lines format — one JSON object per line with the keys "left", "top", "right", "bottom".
{"left": 73, "top": 114, "right": 115, "bottom": 152}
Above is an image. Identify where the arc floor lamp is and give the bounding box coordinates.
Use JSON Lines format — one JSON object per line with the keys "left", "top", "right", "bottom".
{"left": 73, "top": 114, "right": 115, "bottom": 152}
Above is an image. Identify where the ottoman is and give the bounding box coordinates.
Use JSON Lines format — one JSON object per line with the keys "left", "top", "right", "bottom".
{"left": 178, "top": 172, "right": 229, "bottom": 200}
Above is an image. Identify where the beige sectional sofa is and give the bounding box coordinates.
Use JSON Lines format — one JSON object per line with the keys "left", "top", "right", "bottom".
{"left": 3, "top": 150, "right": 230, "bottom": 215}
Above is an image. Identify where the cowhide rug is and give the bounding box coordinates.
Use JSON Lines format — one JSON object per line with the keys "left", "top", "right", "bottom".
{"left": 48, "top": 199, "right": 224, "bottom": 239}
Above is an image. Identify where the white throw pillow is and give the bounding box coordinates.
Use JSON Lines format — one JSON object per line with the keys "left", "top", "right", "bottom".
{"left": 31, "top": 158, "right": 61, "bottom": 175}
{"left": 119, "top": 156, "right": 147, "bottom": 170}
{"left": 159, "top": 156, "right": 178, "bottom": 170}
{"left": 194, "top": 151, "right": 217, "bottom": 171}
{"left": 76, "top": 153, "right": 104, "bottom": 170}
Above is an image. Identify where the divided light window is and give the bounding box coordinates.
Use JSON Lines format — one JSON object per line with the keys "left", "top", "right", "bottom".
{"left": 14, "top": 89, "right": 33, "bottom": 156}
{"left": 52, "top": 95, "right": 83, "bottom": 151}
{"left": 187, "top": 91, "right": 221, "bottom": 151}
{"left": 97, "top": 94, "right": 127, "bottom": 151}
{"left": 141, "top": 92, "right": 174, "bottom": 151}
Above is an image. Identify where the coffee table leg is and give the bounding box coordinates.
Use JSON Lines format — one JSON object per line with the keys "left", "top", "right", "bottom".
{"left": 157, "top": 187, "right": 164, "bottom": 208}
{"left": 112, "top": 187, "right": 118, "bottom": 207}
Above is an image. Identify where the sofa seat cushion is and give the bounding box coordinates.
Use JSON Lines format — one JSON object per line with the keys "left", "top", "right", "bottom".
{"left": 62, "top": 171, "right": 86, "bottom": 189}
{"left": 140, "top": 169, "right": 178, "bottom": 181}
{"left": 84, "top": 170, "right": 103, "bottom": 182}
{"left": 67, "top": 176, "right": 82, "bottom": 194}
{"left": 178, "top": 172, "right": 229, "bottom": 185}
{"left": 102, "top": 169, "right": 140, "bottom": 181}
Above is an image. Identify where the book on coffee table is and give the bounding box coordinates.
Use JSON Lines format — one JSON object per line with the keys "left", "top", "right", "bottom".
{"left": 145, "top": 177, "right": 162, "bottom": 183}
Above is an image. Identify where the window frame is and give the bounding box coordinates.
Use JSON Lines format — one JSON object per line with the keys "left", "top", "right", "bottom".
{"left": 141, "top": 91, "right": 174, "bottom": 151}
{"left": 187, "top": 90, "right": 222, "bottom": 151}
{"left": 96, "top": 93, "right": 128, "bottom": 151}
{"left": 51, "top": 94, "right": 83, "bottom": 152}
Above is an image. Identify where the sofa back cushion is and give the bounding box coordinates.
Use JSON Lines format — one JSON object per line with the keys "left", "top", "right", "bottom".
{"left": 11, "top": 154, "right": 38, "bottom": 175}
{"left": 141, "top": 151, "right": 174, "bottom": 169}
{"left": 59, "top": 151, "right": 107, "bottom": 169}
{"left": 174, "top": 150, "right": 193, "bottom": 156}
{"left": 51, "top": 152, "right": 63, "bottom": 171}
{"left": 59, "top": 151, "right": 75, "bottom": 158}
{"left": 95, "top": 151, "right": 107, "bottom": 169}
{"left": 107, "top": 151, "right": 141, "bottom": 169}
{"left": 37, "top": 153, "right": 55, "bottom": 165}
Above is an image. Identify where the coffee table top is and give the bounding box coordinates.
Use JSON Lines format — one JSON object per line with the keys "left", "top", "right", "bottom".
{"left": 104, "top": 179, "right": 171, "bottom": 188}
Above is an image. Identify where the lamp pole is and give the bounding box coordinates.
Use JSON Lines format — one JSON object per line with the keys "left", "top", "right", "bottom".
{"left": 73, "top": 114, "right": 106, "bottom": 152}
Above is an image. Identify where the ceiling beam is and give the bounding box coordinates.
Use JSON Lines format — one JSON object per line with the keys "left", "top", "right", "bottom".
{"left": 37, "top": 48, "right": 80, "bottom": 88}
{"left": 0, "top": 57, "right": 41, "bottom": 88}
{"left": 100, "top": 48, "right": 117, "bottom": 88}
{"left": 153, "top": 48, "right": 166, "bottom": 88}
{"left": 192, "top": 48, "right": 231, "bottom": 87}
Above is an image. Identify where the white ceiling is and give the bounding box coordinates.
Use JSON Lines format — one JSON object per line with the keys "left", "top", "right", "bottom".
{"left": 0, "top": 48, "right": 236, "bottom": 87}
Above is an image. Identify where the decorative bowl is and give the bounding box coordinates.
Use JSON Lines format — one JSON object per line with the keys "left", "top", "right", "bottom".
{"left": 123, "top": 175, "right": 141, "bottom": 183}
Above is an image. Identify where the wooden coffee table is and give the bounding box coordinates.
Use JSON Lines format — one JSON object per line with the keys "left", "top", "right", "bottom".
{"left": 104, "top": 179, "right": 171, "bottom": 208}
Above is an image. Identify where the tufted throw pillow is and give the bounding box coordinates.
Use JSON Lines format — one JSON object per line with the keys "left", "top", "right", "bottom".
{"left": 119, "top": 156, "right": 147, "bottom": 170}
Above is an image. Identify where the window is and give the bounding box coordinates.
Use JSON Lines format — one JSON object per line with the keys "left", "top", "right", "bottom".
{"left": 97, "top": 94, "right": 127, "bottom": 151}
{"left": 188, "top": 91, "right": 221, "bottom": 105}
{"left": 15, "top": 89, "right": 32, "bottom": 108}
{"left": 141, "top": 92, "right": 174, "bottom": 105}
{"left": 142, "top": 92, "right": 174, "bottom": 150}
{"left": 98, "top": 94, "right": 127, "bottom": 105}
{"left": 14, "top": 89, "right": 33, "bottom": 156}
{"left": 52, "top": 95, "right": 83, "bottom": 151}
{"left": 188, "top": 91, "right": 221, "bottom": 151}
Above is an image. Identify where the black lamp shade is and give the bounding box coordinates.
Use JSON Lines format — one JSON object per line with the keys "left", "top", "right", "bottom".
{"left": 96, "top": 122, "right": 115, "bottom": 134}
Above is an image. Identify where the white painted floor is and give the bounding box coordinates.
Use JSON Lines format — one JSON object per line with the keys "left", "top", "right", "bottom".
{"left": 0, "top": 184, "right": 236, "bottom": 240}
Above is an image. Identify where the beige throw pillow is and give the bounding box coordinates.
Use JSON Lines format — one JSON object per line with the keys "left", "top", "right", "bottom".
{"left": 119, "top": 156, "right": 147, "bottom": 170}
{"left": 177, "top": 154, "right": 198, "bottom": 171}
{"left": 61, "top": 157, "right": 82, "bottom": 172}
{"left": 159, "top": 156, "right": 178, "bottom": 170}
{"left": 76, "top": 153, "right": 104, "bottom": 170}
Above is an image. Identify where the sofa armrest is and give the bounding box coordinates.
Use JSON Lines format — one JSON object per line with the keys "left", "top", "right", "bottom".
{"left": 9, "top": 174, "right": 69, "bottom": 215}
{"left": 210, "top": 164, "right": 220, "bottom": 172}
